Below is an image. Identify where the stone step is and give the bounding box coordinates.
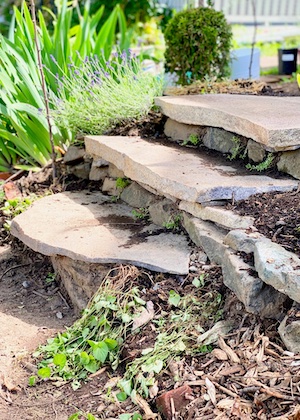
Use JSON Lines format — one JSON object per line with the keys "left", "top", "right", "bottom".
{"left": 155, "top": 94, "right": 300, "bottom": 151}
{"left": 85, "top": 135, "right": 297, "bottom": 204}
{"left": 10, "top": 191, "right": 190, "bottom": 275}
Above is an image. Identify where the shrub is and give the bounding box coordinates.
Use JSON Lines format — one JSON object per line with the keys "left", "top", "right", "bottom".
{"left": 164, "top": 5, "right": 232, "bottom": 85}
{"left": 51, "top": 50, "right": 163, "bottom": 135}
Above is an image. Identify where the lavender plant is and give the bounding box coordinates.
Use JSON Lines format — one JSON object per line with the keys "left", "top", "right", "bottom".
{"left": 50, "top": 51, "right": 163, "bottom": 135}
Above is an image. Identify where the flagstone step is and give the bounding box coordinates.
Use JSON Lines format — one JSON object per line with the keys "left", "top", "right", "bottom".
{"left": 10, "top": 191, "right": 191, "bottom": 275}
{"left": 155, "top": 94, "right": 300, "bottom": 151}
{"left": 85, "top": 135, "right": 297, "bottom": 204}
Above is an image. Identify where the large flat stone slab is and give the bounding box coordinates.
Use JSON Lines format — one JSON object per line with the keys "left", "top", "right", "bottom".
{"left": 10, "top": 191, "right": 190, "bottom": 274}
{"left": 155, "top": 94, "right": 300, "bottom": 151}
{"left": 85, "top": 135, "right": 297, "bottom": 203}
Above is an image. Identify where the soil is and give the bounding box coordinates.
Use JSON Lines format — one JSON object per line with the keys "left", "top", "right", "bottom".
{"left": 0, "top": 79, "right": 300, "bottom": 420}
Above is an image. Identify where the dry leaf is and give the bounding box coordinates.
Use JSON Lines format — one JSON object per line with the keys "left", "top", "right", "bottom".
{"left": 197, "top": 320, "right": 235, "bottom": 345}
{"left": 205, "top": 377, "right": 217, "bottom": 406}
{"left": 4, "top": 181, "right": 22, "bottom": 200}
{"left": 212, "top": 348, "right": 228, "bottom": 361}
{"left": 132, "top": 301, "right": 155, "bottom": 331}
{"left": 218, "top": 337, "right": 240, "bottom": 364}
{"left": 149, "top": 381, "right": 159, "bottom": 399}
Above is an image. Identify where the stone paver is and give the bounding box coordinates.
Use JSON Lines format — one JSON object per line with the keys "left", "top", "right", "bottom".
{"left": 85, "top": 136, "right": 297, "bottom": 204}
{"left": 155, "top": 94, "right": 300, "bottom": 151}
{"left": 254, "top": 238, "right": 300, "bottom": 303}
{"left": 10, "top": 191, "right": 190, "bottom": 275}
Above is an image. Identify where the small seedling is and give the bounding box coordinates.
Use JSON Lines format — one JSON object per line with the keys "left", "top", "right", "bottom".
{"left": 163, "top": 214, "right": 182, "bottom": 231}
{"left": 246, "top": 153, "right": 274, "bottom": 172}
{"left": 116, "top": 177, "right": 130, "bottom": 190}
{"left": 132, "top": 208, "right": 149, "bottom": 220}
{"left": 192, "top": 273, "right": 207, "bottom": 288}
{"left": 182, "top": 133, "right": 200, "bottom": 146}
{"left": 228, "top": 136, "right": 246, "bottom": 161}
{"left": 45, "top": 272, "right": 56, "bottom": 284}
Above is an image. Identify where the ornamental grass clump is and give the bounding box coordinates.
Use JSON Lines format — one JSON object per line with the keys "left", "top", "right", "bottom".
{"left": 51, "top": 51, "right": 163, "bottom": 135}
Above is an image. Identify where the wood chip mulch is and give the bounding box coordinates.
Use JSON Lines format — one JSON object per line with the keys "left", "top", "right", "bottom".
{"left": 179, "top": 312, "right": 300, "bottom": 419}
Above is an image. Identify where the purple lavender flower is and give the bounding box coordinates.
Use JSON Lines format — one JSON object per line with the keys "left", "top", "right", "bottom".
{"left": 104, "top": 72, "right": 110, "bottom": 78}
{"left": 50, "top": 54, "right": 57, "bottom": 64}
{"left": 121, "top": 50, "right": 127, "bottom": 60}
{"left": 112, "top": 51, "right": 118, "bottom": 58}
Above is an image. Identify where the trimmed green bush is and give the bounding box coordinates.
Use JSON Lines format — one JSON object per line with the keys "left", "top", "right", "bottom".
{"left": 164, "top": 6, "right": 232, "bottom": 85}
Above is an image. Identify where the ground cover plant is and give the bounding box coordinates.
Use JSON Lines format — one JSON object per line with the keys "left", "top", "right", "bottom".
{"left": 33, "top": 266, "right": 224, "bottom": 400}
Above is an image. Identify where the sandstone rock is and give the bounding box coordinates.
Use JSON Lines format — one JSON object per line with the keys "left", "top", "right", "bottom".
{"left": 149, "top": 198, "right": 177, "bottom": 226}
{"left": 179, "top": 201, "right": 254, "bottom": 230}
{"left": 203, "top": 127, "right": 242, "bottom": 154}
{"left": 0, "top": 246, "right": 13, "bottom": 262}
{"left": 277, "top": 149, "right": 300, "bottom": 180}
{"left": 108, "top": 163, "right": 125, "bottom": 178}
{"left": 164, "top": 118, "right": 200, "bottom": 142}
{"left": 10, "top": 191, "right": 191, "bottom": 276}
{"left": 51, "top": 256, "right": 110, "bottom": 312}
{"left": 89, "top": 164, "right": 108, "bottom": 181}
{"left": 155, "top": 94, "right": 300, "bottom": 151}
{"left": 156, "top": 385, "right": 193, "bottom": 420}
{"left": 278, "top": 316, "right": 300, "bottom": 353}
{"left": 222, "top": 250, "right": 287, "bottom": 317}
{"left": 102, "top": 177, "right": 119, "bottom": 196}
{"left": 68, "top": 161, "right": 91, "bottom": 179}
{"left": 182, "top": 214, "right": 227, "bottom": 265}
{"left": 85, "top": 135, "right": 297, "bottom": 204}
{"left": 247, "top": 139, "right": 266, "bottom": 163}
{"left": 224, "top": 229, "right": 263, "bottom": 253}
{"left": 120, "top": 182, "right": 157, "bottom": 208}
{"left": 254, "top": 238, "right": 300, "bottom": 302}
{"left": 64, "top": 145, "right": 85, "bottom": 165}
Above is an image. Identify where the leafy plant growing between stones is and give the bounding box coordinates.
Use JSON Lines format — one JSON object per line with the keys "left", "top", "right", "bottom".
{"left": 246, "top": 153, "right": 275, "bottom": 172}
{"left": 32, "top": 266, "right": 223, "bottom": 399}
{"left": 182, "top": 133, "right": 200, "bottom": 147}
{"left": 132, "top": 208, "right": 149, "bottom": 220}
{"left": 163, "top": 213, "right": 182, "bottom": 231}
{"left": 228, "top": 136, "right": 246, "bottom": 161}
{"left": 116, "top": 177, "right": 131, "bottom": 190}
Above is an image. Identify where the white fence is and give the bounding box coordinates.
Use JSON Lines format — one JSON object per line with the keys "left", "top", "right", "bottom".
{"left": 160, "top": 0, "right": 300, "bottom": 25}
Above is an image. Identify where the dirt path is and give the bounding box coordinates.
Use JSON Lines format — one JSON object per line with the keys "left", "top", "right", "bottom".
{"left": 0, "top": 245, "right": 77, "bottom": 419}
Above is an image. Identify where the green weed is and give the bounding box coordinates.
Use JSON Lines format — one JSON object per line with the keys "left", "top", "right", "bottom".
{"left": 163, "top": 214, "right": 182, "bottom": 231}
{"left": 246, "top": 153, "right": 275, "bottom": 172}
{"left": 132, "top": 208, "right": 149, "bottom": 220}
{"left": 182, "top": 133, "right": 200, "bottom": 146}
{"left": 33, "top": 267, "right": 223, "bottom": 398}
{"left": 228, "top": 136, "right": 246, "bottom": 161}
{"left": 1, "top": 194, "right": 38, "bottom": 229}
{"left": 116, "top": 177, "right": 131, "bottom": 190}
